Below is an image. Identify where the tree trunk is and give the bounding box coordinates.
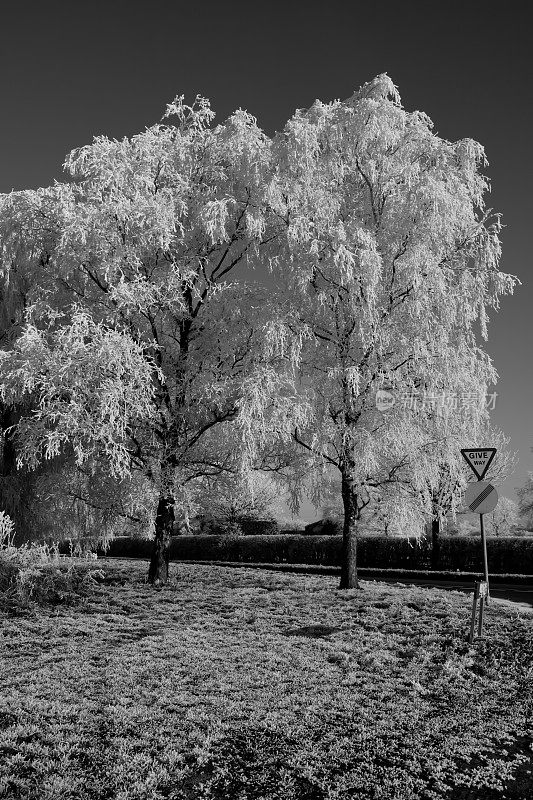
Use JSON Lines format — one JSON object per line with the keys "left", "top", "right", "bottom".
{"left": 430, "top": 516, "right": 441, "bottom": 570}
{"left": 147, "top": 316, "right": 190, "bottom": 586}
{"left": 148, "top": 491, "right": 175, "bottom": 585}
{"left": 1, "top": 407, "right": 23, "bottom": 543}
{"left": 1, "top": 407, "right": 19, "bottom": 477}
{"left": 339, "top": 473, "right": 359, "bottom": 589}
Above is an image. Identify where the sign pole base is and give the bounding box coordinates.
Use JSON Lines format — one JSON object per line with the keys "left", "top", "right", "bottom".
{"left": 469, "top": 582, "right": 480, "bottom": 644}
{"left": 478, "top": 595, "right": 485, "bottom": 638}
{"left": 468, "top": 581, "right": 488, "bottom": 643}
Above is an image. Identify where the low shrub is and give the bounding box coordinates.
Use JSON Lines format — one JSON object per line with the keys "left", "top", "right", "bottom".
{"left": 236, "top": 517, "right": 280, "bottom": 536}
{"left": 192, "top": 516, "right": 280, "bottom": 536}
{"left": 0, "top": 541, "right": 103, "bottom": 609}
{"left": 304, "top": 518, "right": 343, "bottom": 536}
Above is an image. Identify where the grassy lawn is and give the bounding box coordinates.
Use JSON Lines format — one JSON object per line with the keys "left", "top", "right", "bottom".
{"left": 0, "top": 559, "right": 532, "bottom": 800}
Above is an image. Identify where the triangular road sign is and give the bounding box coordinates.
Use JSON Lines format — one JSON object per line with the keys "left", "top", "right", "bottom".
{"left": 461, "top": 448, "right": 497, "bottom": 480}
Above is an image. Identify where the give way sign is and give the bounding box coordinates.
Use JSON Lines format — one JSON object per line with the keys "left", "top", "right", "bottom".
{"left": 461, "top": 448, "right": 496, "bottom": 480}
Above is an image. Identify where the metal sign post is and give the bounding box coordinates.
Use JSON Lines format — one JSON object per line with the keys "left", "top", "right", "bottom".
{"left": 461, "top": 449, "right": 498, "bottom": 643}
{"left": 480, "top": 512, "right": 489, "bottom": 589}
{"left": 469, "top": 580, "right": 489, "bottom": 643}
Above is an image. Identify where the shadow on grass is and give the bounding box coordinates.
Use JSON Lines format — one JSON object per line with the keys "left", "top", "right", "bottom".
{"left": 283, "top": 624, "right": 344, "bottom": 638}
{"left": 179, "top": 727, "right": 327, "bottom": 800}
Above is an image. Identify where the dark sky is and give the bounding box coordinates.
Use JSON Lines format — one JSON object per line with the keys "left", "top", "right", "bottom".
{"left": 1, "top": 1, "right": 530, "bottom": 513}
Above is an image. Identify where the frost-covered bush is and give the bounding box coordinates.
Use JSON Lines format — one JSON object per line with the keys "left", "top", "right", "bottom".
{"left": 0, "top": 510, "right": 15, "bottom": 548}
{"left": 0, "top": 531, "right": 102, "bottom": 608}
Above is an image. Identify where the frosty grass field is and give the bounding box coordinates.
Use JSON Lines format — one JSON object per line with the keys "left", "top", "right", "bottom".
{"left": 0, "top": 559, "right": 532, "bottom": 800}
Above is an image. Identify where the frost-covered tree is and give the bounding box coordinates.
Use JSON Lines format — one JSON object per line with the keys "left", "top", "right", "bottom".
{"left": 516, "top": 466, "right": 533, "bottom": 530}
{"left": 454, "top": 495, "right": 520, "bottom": 537}
{"left": 252, "top": 74, "right": 518, "bottom": 588}
{"left": 192, "top": 470, "right": 284, "bottom": 534}
{"left": 318, "top": 472, "right": 413, "bottom": 536}
{"left": 486, "top": 496, "right": 520, "bottom": 536}
{"left": 0, "top": 96, "right": 300, "bottom": 584}
{"left": 453, "top": 511, "right": 479, "bottom": 536}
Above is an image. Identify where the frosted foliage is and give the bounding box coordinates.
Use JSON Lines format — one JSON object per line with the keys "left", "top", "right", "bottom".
{"left": 162, "top": 94, "right": 216, "bottom": 130}
{"left": 516, "top": 472, "right": 533, "bottom": 530}
{"left": 200, "top": 198, "right": 237, "bottom": 244}
{"left": 0, "top": 312, "right": 158, "bottom": 478}
{"left": 487, "top": 496, "right": 519, "bottom": 535}
{"left": 194, "top": 470, "right": 283, "bottom": 524}
{"left": 48, "top": 464, "right": 157, "bottom": 543}
{"left": 237, "top": 366, "right": 312, "bottom": 466}
{"left": 0, "top": 511, "right": 15, "bottom": 547}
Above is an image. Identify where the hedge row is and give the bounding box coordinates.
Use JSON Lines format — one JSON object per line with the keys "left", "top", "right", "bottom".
{"left": 59, "top": 534, "right": 533, "bottom": 574}
{"left": 438, "top": 536, "right": 533, "bottom": 574}
{"left": 170, "top": 534, "right": 432, "bottom": 569}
